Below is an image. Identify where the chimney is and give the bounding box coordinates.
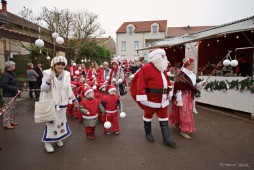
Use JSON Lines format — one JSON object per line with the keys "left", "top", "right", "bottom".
{"left": 1, "top": 0, "right": 7, "bottom": 13}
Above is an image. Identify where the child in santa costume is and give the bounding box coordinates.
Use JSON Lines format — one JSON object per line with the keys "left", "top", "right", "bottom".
{"left": 130, "top": 49, "right": 176, "bottom": 147}
{"left": 169, "top": 58, "right": 206, "bottom": 140}
{"left": 96, "top": 83, "right": 108, "bottom": 122}
{"left": 79, "top": 87, "right": 105, "bottom": 140}
{"left": 101, "top": 85, "right": 121, "bottom": 135}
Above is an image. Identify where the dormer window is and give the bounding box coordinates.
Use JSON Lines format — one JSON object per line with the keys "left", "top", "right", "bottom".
{"left": 151, "top": 23, "right": 159, "bottom": 34}
{"left": 128, "top": 27, "right": 134, "bottom": 35}
{"left": 127, "top": 24, "right": 135, "bottom": 35}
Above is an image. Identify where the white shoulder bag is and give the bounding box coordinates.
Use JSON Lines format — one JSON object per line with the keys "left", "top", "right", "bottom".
{"left": 34, "top": 81, "right": 57, "bottom": 123}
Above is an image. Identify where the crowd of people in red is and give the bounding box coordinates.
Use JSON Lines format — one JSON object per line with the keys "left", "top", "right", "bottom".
{"left": 66, "top": 58, "right": 133, "bottom": 139}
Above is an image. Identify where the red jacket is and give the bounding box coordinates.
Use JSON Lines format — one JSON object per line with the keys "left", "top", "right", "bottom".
{"left": 80, "top": 98, "right": 100, "bottom": 117}
{"left": 101, "top": 94, "right": 120, "bottom": 113}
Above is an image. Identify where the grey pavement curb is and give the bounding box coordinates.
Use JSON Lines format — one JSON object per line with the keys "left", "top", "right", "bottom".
{"left": 196, "top": 104, "right": 254, "bottom": 123}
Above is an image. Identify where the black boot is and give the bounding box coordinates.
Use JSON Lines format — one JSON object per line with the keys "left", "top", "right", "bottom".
{"left": 144, "top": 121, "right": 155, "bottom": 142}
{"left": 159, "top": 121, "right": 176, "bottom": 147}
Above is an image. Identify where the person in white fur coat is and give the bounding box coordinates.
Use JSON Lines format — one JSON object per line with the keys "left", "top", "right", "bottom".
{"left": 40, "top": 56, "right": 79, "bottom": 153}
{"left": 130, "top": 49, "right": 176, "bottom": 147}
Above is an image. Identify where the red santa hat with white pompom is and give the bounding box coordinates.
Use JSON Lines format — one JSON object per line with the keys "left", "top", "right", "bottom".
{"left": 148, "top": 49, "right": 166, "bottom": 60}
{"left": 107, "top": 85, "right": 116, "bottom": 93}
{"left": 83, "top": 87, "right": 93, "bottom": 97}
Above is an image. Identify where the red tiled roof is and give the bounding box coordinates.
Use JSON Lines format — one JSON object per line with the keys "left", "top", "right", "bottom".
{"left": 167, "top": 26, "right": 215, "bottom": 37}
{"left": 116, "top": 20, "right": 167, "bottom": 33}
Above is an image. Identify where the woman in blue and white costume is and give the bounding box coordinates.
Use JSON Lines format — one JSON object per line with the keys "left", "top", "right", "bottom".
{"left": 41, "top": 56, "right": 79, "bottom": 153}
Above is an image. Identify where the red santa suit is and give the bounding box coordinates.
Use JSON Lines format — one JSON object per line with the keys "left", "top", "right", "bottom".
{"left": 68, "top": 65, "right": 78, "bottom": 80}
{"left": 130, "top": 49, "right": 176, "bottom": 147}
{"left": 101, "top": 85, "right": 121, "bottom": 134}
{"left": 67, "top": 81, "right": 79, "bottom": 117}
{"left": 132, "top": 63, "right": 171, "bottom": 121}
{"left": 97, "top": 68, "right": 111, "bottom": 83}
{"left": 79, "top": 87, "right": 105, "bottom": 139}
{"left": 96, "top": 83, "right": 107, "bottom": 122}
{"left": 86, "top": 67, "right": 101, "bottom": 81}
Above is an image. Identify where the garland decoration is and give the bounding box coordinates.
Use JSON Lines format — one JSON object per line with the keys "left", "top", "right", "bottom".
{"left": 204, "top": 77, "right": 254, "bottom": 93}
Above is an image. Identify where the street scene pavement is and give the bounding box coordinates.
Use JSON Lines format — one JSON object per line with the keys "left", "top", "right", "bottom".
{"left": 0, "top": 88, "right": 253, "bottom": 170}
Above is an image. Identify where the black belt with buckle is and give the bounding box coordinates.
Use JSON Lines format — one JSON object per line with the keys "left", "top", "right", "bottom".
{"left": 146, "top": 88, "right": 170, "bottom": 94}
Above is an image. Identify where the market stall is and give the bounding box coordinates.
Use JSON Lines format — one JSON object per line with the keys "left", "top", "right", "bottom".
{"left": 138, "top": 15, "right": 254, "bottom": 118}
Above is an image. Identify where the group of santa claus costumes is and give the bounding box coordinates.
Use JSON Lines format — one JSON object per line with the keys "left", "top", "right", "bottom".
{"left": 67, "top": 60, "right": 128, "bottom": 88}
{"left": 67, "top": 61, "right": 126, "bottom": 139}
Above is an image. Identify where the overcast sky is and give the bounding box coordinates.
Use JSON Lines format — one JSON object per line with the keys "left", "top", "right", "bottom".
{"left": 6, "top": 0, "right": 254, "bottom": 39}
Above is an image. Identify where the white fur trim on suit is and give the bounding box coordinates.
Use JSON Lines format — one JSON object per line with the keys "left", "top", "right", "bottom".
{"left": 108, "top": 88, "right": 116, "bottom": 93}
{"left": 106, "top": 110, "right": 118, "bottom": 113}
{"left": 141, "top": 100, "right": 169, "bottom": 108}
{"left": 149, "top": 49, "right": 166, "bottom": 60}
{"left": 118, "top": 79, "right": 123, "bottom": 83}
{"left": 82, "top": 114, "right": 98, "bottom": 119}
{"left": 158, "top": 117, "right": 169, "bottom": 121}
{"left": 85, "top": 89, "right": 93, "bottom": 96}
{"left": 161, "top": 71, "right": 169, "bottom": 108}
{"left": 143, "top": 116, "right": 152, "bottom": 122}
{"left": 136, "top": 95, "right": 147, "bottom": 101}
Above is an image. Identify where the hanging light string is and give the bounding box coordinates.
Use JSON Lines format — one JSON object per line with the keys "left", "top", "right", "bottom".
{"left": 0, "top": 88, "right": 43, "bottom": 116}
{"left": 0, "top": 91, "right": 22, "bottom": 116}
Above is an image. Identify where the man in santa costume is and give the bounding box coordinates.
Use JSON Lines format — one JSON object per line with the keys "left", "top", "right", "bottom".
{"left": 130, "top": 49, "right": 176, "bottom": 147}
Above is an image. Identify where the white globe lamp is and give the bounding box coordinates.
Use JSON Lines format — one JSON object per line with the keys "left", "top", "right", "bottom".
{"left": 230, "top": 60, "right": 238, "bottom": 67}
{"left": 52, "top": 32, "right": 58, "bottom": 39}
{"left": 56, "top": 37, "right": 64, "bottom": 45}
{"left": 35, "top": 39, "right": 44, "bottom": 48}
{"left": 223, "top": 59, "right": 230, "bottom": 66}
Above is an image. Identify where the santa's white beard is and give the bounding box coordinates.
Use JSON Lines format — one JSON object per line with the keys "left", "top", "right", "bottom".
{"left": 149, "top": 55, "right": 169, "bottom": 72}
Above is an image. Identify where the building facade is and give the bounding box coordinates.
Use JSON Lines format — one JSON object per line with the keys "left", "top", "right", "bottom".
{"left": 116, "top": 20, "right": 167, "bottom": 61}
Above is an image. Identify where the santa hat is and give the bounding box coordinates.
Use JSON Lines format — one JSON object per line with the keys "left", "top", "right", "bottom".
{"left": 183, "top": 57, "right": 194, "bottom": 67}
{"left": 111, "top": 60, "right": 119, "bottom": 65}
{"left": 107, "top": 85, "right": 116, "bottom": 93}
{"left": 148, "top": 49, "right": 166, "bottom": 60}
{"left": 51, "top": 56, "right": 68, "bottom": 67}
{"left": 71, "top": 81, "right": 79, "bottom": 86}
{"left": 98, "top": 83, "right": 107, "bottom": 91}
{"left": 85, "top": 81, "right": 94, "bottom": 87}
{"left": 73, "top": 76, "right": 79, "bottom": 80}
{"left": 83, "top": 87, "right": 94, "bottom": 97}
{"left": 71, "top": 81, "right": 79, "bottom": 88}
